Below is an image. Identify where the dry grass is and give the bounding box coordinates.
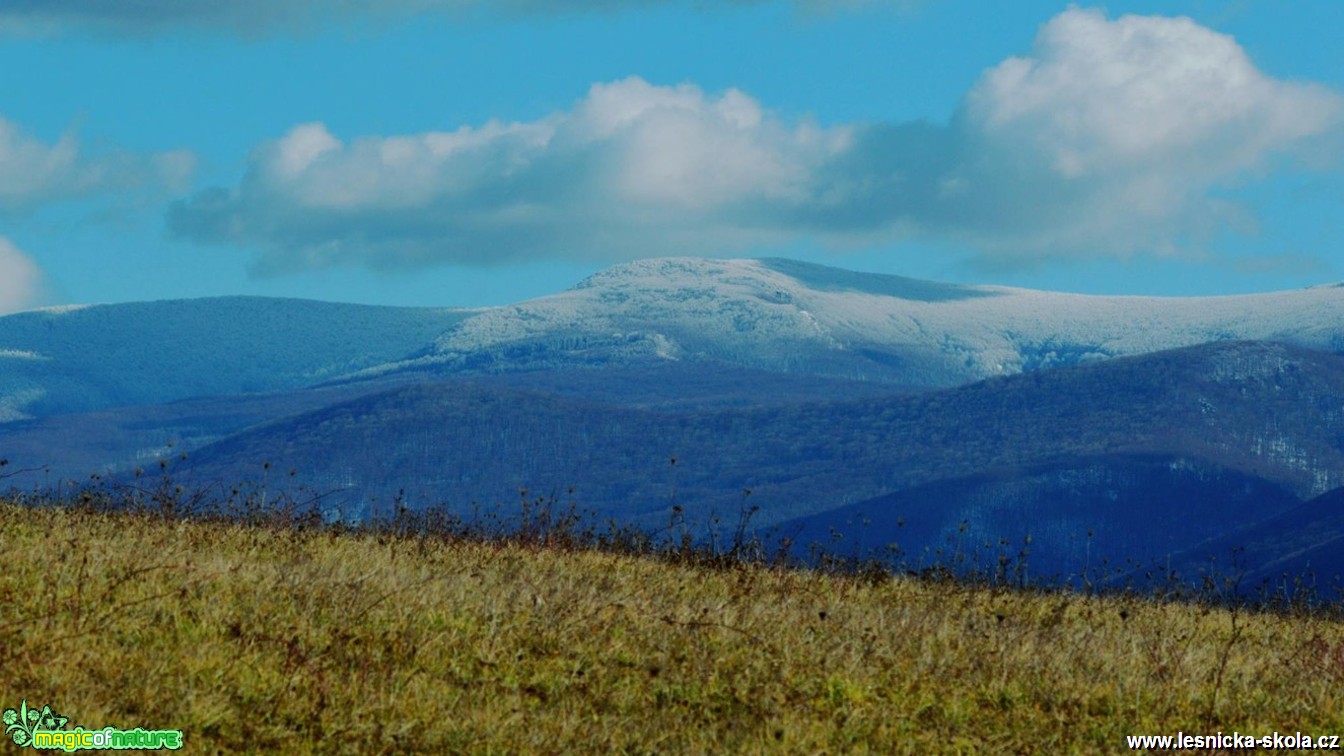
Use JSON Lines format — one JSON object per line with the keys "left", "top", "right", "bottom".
{"left": 3, "top": 500, "right": 1344, "bottom": 753}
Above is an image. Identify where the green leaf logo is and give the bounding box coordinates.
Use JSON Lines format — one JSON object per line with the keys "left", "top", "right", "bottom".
{"left": 3, "top": 699, "right": 69, "bottom": 748}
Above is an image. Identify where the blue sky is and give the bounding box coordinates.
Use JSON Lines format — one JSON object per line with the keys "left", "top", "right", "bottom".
{"left": 0, "top": 0, "right": 1340, "bottom": 312}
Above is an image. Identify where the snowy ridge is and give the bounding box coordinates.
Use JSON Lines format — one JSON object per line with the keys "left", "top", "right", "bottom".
{"left": 384, "top": 257, "right": 1344, "bottom": 386}
{"left": 25, "top": 304, "right": 93, "bottom": 316}
{"left": 6, "top": 258, "right": 1342, "bottom": 421}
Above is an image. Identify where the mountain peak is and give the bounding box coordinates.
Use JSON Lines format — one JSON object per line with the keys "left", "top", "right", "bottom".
{"left": 570, "top": 256, "right": 996, "bottom": 304}
{"left": 411, "top": 255, "right": 1344, "bottom": 388}
{"left": 570, "top": 257, "right": 753, "bottom": 290}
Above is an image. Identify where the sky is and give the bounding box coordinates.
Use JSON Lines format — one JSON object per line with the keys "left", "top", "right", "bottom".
{"left": 0, "top": 0, "right": 1341, "bottom": 313}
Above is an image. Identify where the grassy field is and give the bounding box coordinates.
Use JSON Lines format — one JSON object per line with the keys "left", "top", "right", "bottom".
{"left": 3, "top": 499, "right": 1344, "bottom": 753}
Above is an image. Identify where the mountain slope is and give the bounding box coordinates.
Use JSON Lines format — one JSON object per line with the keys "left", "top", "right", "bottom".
{"left": 776, "top": 455, "right": 1303, "bottom": 582}
{"left": 369, "top": 257, "right": 1344, "bottom": 388}
{"left": 0, "top": 364, "right": 916, "bottom": 487}
{"left": 179, "top": 342, "right": 1344, "bottom": 579}
{"left": 0, "top": 297, "right": 471, "bottom": 421}
{"left": 1163, "top": 486, "right": 1344, "bottom": 590}
{"left": 6, "top": 258, "right": 1342, "bottom": 423}
{"left": 0, "top": 376, "right": 422, "bottom": 485}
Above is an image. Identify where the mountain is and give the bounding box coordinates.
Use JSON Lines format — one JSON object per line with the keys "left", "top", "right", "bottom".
{"left": 5, "top": 258, "right": 1344, "bottom": 587}
{"left": 6, "top": 257, "right": 1342, "bottom": 424}
{"left": 172, "top": 341, "right": 1344, "bottom": 582}
{"left": 0, "top": 297, "right": 471, "bottom": 421}
{"left": 776, "top": 455, "right": 1303, "bottom": 583}
{"left": 367, "top": 257, "right": 1344, "bottom": 389}
{"left": 0, "top": 362, "right": 916, "bottom": 488}
{"left": 0, "top": 376, "right": 421, "bottom": 486}
{"left": 1162, "top": 485, "right": 1344, "bottom": 591}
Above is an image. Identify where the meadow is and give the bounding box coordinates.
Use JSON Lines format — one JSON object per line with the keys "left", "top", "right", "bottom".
{"left": 3, "top": 496, "right": 1344, "bottom": 753}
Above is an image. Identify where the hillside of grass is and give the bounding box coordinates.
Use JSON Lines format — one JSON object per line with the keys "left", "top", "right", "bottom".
{"left": 3, "top": 500, "right": 1344, "bottom": 752}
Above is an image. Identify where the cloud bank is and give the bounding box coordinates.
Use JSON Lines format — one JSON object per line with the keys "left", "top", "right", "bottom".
{"left": 0, "top": 115, "right": 195, "bottom": 214}
{"left": 168, "top": 7, "right": 1343, "bottom": 273}
{"left": 171, "top": 78, "right": 849, "bottom": 271}
{"left": 0, "top": 237, "right": 44, "bottom": 314}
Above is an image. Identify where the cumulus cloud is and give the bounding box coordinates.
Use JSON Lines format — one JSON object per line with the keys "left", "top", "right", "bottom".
{"left": 0, "top": 237, "right": 44, "bottom": 314}
{"left": 0, "top": 0, "right": 912, "bottom": 35}
{"left": 947, "top": 7, "right": 1344, "bottom": 259}
{"left": 170, "top": 78, "right": 850, "bottom": 271}
{"left": 0, "top": 115, "right": 195, "bottom": 213}
{"left": 169, "top": 7, "right": 1343, "bottom": 272}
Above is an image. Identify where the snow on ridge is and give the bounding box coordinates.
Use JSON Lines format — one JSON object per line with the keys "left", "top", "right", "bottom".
{"left": 0, "top": 387, "right": 45, "bottom": 422}
{"left": 0, "top": 349, "right": 47, "bottom": 360}
{"left": 434, "top": 257, "right": 829, "bottom": 357}
{"left": 24, "top": 303, "right": 93, "bottom": 316}
{"left": 416, "top": 256, "right": 1344, "bottom": 383}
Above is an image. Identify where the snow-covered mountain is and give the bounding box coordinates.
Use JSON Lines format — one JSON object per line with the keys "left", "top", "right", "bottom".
{"left": 371, "top": 257, "right": 1344, "bottom": 388}
{"left": 5, "top": 261, "right": 1344, "bottom": 585}
{"left": 0, "top": 297, "right": 471, "bottom": 421}
{"left": 5, "top": 257, "right": 1342, "bottom": 423}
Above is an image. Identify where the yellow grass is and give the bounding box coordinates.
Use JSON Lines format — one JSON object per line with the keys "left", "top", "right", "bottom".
{"left": 3, "top": 500, "right": 1344, "bottom": 753}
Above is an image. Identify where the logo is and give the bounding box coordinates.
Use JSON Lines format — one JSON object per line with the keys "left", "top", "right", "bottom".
{"left": 4, "top": 700, "right": 182, "bottom": 752}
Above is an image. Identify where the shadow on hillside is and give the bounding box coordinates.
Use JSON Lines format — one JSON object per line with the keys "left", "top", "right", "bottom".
{"left": 6, "top": 453, "right": 1343, "bottom": 619}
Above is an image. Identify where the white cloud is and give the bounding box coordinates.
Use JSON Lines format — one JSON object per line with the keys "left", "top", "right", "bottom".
{"left": 0, "top": 115, "right": 196, "bottom": 213}
{"left": 949, "top": 6, "right": 1344, "bottom": 258}
{"left": 574, "top": 78, "right": 834, "bottom": 209}
{"left": 0, "top": 236, "right": 44, "bottom": 314}
{"left": 169, "top": 7, "right": 1344, "bottom": 272}
{"left": 170, "top": 77, "right": 849, "bottom": 272}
